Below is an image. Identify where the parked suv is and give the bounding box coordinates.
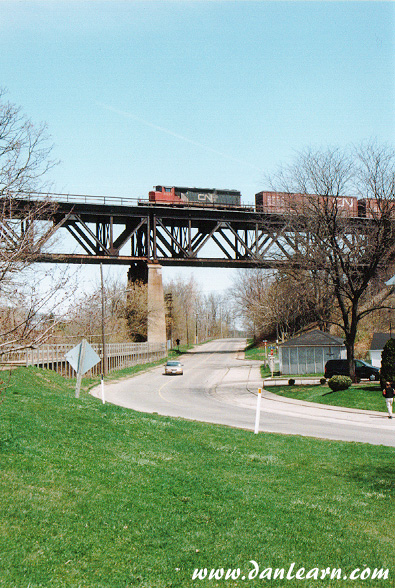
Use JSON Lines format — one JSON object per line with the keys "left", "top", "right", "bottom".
{"left": 324, "top": 359, "right": 380, "bottom": 381}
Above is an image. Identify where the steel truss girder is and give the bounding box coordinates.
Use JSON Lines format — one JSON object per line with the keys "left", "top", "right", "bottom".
{"left": 0, "top": 197, "right": 378, "bottom": 269}
{"left": 58, "top": 214, "right": 298, "bottom": 265}
{"left": 0, "top": 219, "right": 21, "bottom": 249}
{"left": 148, "top": 215, "right": 298, "bottom": 264}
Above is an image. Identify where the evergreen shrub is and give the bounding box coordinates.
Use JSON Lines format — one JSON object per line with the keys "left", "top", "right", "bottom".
{"left": 328, "top": 375, "right": 352, "bottom": 392}
{"left": 380, "top": 338, "right": 395, "bottom": 388}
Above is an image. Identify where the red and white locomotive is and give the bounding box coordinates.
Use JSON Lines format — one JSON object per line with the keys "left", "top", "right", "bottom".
{"left": 148, "top": 185, "right": 242, "bottom": 207}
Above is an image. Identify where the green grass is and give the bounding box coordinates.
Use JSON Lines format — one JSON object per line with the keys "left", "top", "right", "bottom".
{"left": 265, "top": 382, "right": 386, "bottom": 413}
{"left": 0, "top": 367, "right": 394, "bottom": 587}
{"left": 244, "top": 344, "right": 267, "bottom": 361}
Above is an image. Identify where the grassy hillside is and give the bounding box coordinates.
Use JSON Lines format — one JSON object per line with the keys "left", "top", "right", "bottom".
{"left": 0, "top": 367, "right": 394, "bottom": 587}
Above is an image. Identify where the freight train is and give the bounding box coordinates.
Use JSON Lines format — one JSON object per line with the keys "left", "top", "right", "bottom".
{"left": 147, "top": 185, "right": 390, "bottom": 219}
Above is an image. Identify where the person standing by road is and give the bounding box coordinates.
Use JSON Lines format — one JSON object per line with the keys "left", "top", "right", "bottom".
{"left": 382, "top": 382, "right": 395, "bottom": 419}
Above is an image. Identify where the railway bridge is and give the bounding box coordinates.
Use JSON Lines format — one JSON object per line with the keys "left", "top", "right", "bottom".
{"left": 0, "top": 192, "right": 371, "bottom": 342}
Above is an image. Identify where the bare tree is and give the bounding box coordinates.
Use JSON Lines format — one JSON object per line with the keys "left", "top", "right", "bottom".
{"left": 231, "top": 269, "right": 269, "bottom": 339}
{"left": 61, "top": 277, "right": 148, "bottom": 344}
{"left": 231, "top": 268, "right": 330, "bottom": 342}
{"left": 269, "top": 142, "right": 395, "bottom": 380}
{"left": 125, "top": 280, "right": 148, "bottom": 342}
{"left": 0, "top": 88, "right": 58, "bottom": 278}
{"left": 0, "top": 90, "right": 74, "bottom": 356}
{"left": 0, "top": 88, "right": 56, "bottom": 197}
{"left": 166, "top": 276, "right": 220, "bottom": 345}
{"left": 0, "top": 265, "right": 78, "bottom": 356}
{"left": 165, "top": 276, "right": 199, "bottom": 345}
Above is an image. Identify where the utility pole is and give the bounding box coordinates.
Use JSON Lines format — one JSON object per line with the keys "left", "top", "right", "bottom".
{"left": 100, "top": 264, "right": 108, "bottom": 376}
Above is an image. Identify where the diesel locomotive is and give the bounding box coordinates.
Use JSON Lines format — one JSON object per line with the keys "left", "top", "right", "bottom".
{"left": 148, "top": 185, "right": 242, "bottom": 207}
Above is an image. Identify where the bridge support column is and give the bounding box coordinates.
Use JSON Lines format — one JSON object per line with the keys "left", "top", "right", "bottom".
{"left": 147, "top": 263, "right": 167, "bottom": 344}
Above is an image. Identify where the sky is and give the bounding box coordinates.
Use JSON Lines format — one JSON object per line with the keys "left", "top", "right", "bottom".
{"left": 1, "top": 0, "right": 394, "bottom": 296}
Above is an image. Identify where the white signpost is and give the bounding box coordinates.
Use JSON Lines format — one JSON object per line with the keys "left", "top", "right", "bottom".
{"left": 254, "top": 388, "right": 262, "bottom": 434}
{"left": 268, "top": 354, "right": 275, "bottom": 377}
{"left": 65, "top": 339, "right": 101, "bottom": 398}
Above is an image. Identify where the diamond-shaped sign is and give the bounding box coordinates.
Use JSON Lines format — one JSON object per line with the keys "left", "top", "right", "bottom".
{"left": 65, "top": 340, "right": 100, "bottom": 374}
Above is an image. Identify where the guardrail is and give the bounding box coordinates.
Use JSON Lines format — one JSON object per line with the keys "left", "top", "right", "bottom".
{"left": 1, "top": 341, "right": 167, "bottom": 378}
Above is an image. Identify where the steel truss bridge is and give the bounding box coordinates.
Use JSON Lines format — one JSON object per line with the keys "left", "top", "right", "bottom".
{"left": 1, "top": 193, "right": 369, "bottom": 270}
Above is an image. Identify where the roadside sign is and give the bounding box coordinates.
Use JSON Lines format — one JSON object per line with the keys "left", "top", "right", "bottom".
{"left": 66, "top": 339, "right": 100, "bottom": 398}
{"left": 66, "top": 340, "right": 100, "bottom": 375}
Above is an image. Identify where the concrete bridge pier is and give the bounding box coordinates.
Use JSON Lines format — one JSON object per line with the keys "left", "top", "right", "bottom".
{"left": 147, "top": 263, "right": 167, "bottom": 344}
{"left": 127, "top": 262, "right": 167, "bottom": 344}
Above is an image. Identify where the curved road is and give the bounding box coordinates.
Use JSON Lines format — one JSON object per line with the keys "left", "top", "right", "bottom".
{"left": 91, "top": 338, "right": 395, "bottom": 447}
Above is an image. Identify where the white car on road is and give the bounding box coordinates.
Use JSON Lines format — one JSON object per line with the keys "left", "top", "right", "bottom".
{"left": 164, "top": 360, "right": 183, "bottom": 375}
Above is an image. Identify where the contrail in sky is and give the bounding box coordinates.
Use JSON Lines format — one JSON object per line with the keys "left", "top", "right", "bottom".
{"left": 97, "top": 102, "right": 262, "bottom": 171}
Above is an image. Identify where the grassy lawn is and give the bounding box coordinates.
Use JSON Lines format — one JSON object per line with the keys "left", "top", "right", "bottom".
{"left": 244, "top": 342, "right": 268, "bottom": 361}
{"left": 264, "top": 382, "right": 386, "bottom": 413}
{"left": 0, "top": 367, "right": 394, "bottom": 587}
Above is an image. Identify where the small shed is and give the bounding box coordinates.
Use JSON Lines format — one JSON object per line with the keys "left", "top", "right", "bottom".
{"left": 278, "top": 330, "right": 346, "bottom": 375}
{"left": 370, "top": 333, "right": 392, "bottom": 367}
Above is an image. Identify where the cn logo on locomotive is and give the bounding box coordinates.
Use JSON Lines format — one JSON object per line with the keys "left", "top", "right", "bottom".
{"left": 197, "top": 193, "right": 217, "bottom": 202}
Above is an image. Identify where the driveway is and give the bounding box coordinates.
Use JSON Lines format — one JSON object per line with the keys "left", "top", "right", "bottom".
{"left": 91, "top": 338, "right": 395, "bottom": 447}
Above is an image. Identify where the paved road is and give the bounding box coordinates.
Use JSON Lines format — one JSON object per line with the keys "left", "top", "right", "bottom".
{"left": 91, "top": 338, "right": 395, "bottom": 447}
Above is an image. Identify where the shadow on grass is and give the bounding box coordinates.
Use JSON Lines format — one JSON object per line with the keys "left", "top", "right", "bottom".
{"left": 322, "top": 383, "right": 382, "bottom": 396}
{"left": 346, "top": 464, "right": 395, "bottom": 495}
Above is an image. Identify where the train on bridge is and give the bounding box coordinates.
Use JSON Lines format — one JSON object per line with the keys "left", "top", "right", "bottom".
{"left": 148, "top": 185, "right": 243, "bottom": 207}
{"left": 148, "top": 185, "right": 388, "bottom": 219}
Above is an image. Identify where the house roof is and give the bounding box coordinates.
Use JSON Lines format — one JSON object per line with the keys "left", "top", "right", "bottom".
{"left": 279, "top": 329, "right": 345, "bottom": 348}
{"left": 370, "top": 332, "right": 393, "bottom": 350}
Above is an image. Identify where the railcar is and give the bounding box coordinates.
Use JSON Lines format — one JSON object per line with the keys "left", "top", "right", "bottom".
{"left": 255, "top": 191, "right": 358, "bottom": 217}
{"left": 148, "top": 185, "right": 242, "bottom": 208}
{"left": 358, "top": 198, "right": 395, "bottom": 218}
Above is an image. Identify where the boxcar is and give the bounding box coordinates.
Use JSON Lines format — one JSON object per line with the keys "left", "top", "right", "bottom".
{"left": 255, "top": 191, "right": 358, "bottom": 217}
{"left": 358, "top": 198, "right": 395, "bottom": 218}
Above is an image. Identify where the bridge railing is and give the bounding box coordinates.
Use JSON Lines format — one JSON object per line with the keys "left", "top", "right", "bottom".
{"left": 25, "top": 191, "right": 142, "bottom": 207}
{"left": 1, "top": 341, "right": 167, "bottom": 378}
{"left": 18, "top": 192, "right": 256, "bottom": 210}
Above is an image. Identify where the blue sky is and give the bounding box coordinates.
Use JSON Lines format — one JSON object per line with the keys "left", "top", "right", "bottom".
{"left": 1, "top": 0, "right": 394, "bottom": 294}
